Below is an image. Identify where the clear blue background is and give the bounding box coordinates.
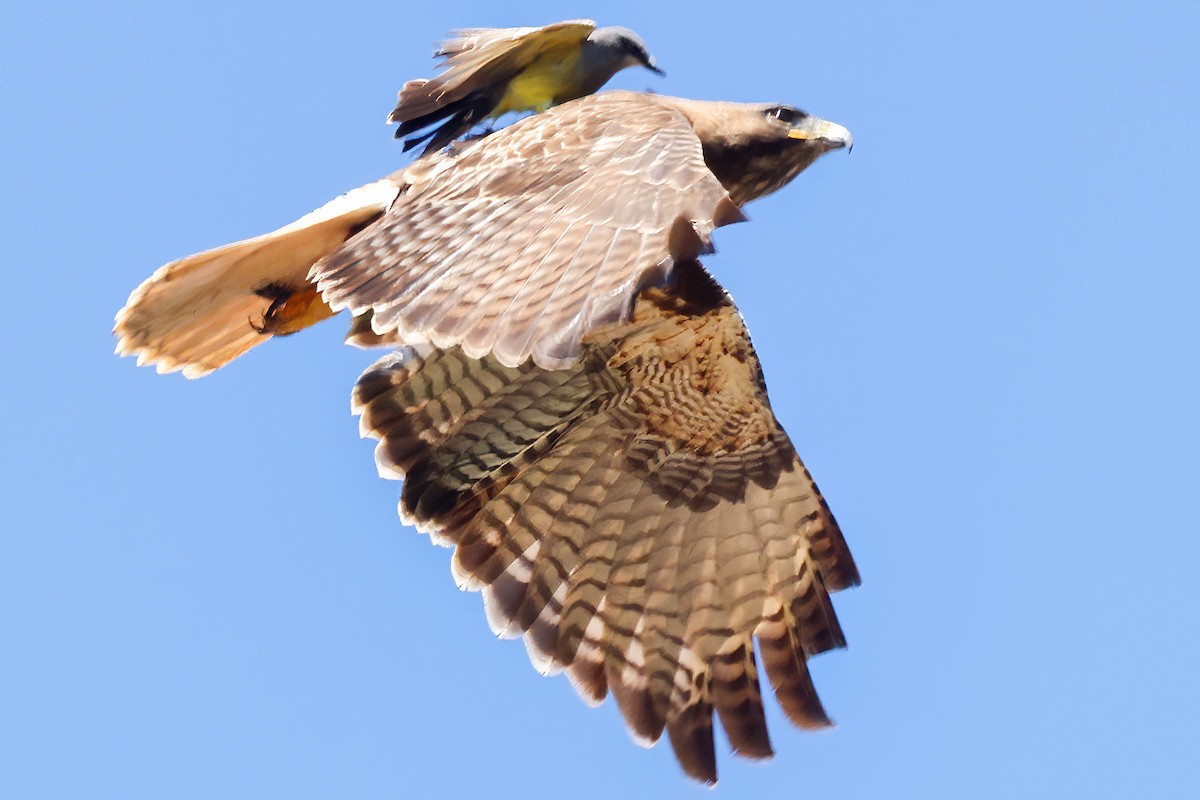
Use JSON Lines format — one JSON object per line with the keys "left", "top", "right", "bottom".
{"left": 2, "top": 1, "right": 1197, "bottom": 797}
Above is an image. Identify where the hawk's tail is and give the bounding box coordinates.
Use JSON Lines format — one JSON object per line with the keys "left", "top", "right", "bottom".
{"left": 114, "top": 180, "right": 398, "bottom": 378}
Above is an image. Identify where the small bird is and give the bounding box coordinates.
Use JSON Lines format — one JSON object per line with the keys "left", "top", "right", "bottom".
{"left": 388, "top": 20, "right": 663, "bottom": 154}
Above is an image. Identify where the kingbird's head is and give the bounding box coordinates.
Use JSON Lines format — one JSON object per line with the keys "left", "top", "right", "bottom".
{"left": 662, "top": 98, "right": 853, "bottom": 205}
{"left": 585, "top": 26, "right": 665, "bottom": 77}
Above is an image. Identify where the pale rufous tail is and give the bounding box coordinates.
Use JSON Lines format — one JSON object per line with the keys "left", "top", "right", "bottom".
{"left": 114, "top": 179, "right": 400, "bottom": 378}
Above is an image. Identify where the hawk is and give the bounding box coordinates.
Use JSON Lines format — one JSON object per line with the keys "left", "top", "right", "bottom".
{"left": 388, "top": 20, "right": 663, "bottom": 154}
{"left": 113, "top": 78, "right": 859, "bottom": 785}
{"left": 114, "top": 91, "right": 851, "bottom": 377}
{"left": 352, "top": 260, "right": 860, "bottom": 784}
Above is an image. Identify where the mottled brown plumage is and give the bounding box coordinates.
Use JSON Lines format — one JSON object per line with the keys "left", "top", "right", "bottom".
{"left": 352, "top": 261, "right": 859, "bottom": 785}
{"left": 316, "top": 91, "right": 851, "bottom": 370}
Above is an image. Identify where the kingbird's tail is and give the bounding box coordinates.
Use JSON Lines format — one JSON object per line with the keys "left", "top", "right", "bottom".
{"left": 391, "top": 87, "right": 496, "bottom": 156}
{"left": 114, "top": 180, "right": 399, "bottom": 378}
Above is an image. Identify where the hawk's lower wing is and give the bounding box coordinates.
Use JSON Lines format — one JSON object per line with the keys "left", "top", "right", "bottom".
{"left": 351, "top": 261, "right": 859, "bottom": 785}
{"left": 318, "top": 92, "right": 743, "bottom": 371}
{"left": 114, "top": 179, "right": 400, "bottom": 377}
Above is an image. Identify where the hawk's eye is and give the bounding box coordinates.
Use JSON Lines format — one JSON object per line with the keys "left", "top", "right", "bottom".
{"left": 767, "top": 106, "right": 806, "bottom": 125}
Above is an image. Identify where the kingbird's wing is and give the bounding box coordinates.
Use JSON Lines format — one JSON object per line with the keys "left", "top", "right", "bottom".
{"left": 352, "top": 261, "right": 859, "bottom": 784}
{"left": 317, "top": 92, "right": 745, "bottom": 370}
{"left": 388, "top": 20, "right": 596, "bottom": 125}
{"left": 114, "top": 179, "right": 401, "bottom": 377}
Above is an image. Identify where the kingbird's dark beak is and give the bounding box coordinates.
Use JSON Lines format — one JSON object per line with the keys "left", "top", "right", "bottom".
{"left": 787, "top": 116, "right": 853, "bottom": 152}
{"left": 645, "top": 59, "right": 666, "bottom": 77}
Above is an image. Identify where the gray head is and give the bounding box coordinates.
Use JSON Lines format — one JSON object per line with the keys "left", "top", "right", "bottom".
{"left": 583, "top": 26, "right": 664, "bottom": 81}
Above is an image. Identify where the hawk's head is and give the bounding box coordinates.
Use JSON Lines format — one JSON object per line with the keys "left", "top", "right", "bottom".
{"left": 665, "top": 98, "right": 853, "bottom": 205}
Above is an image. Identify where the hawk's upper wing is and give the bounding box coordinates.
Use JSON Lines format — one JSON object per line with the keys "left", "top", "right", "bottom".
{"left": 317, "top": 92, "right": 744, "bottom": 370}
{"left": 114, "top": 179, "right": 401, "bottom": 378}
{"left": 351, "top": 261, "right": 859, "bottom": 784}
{"left": 387, "top": 20, "right": 597, "bottom": 125}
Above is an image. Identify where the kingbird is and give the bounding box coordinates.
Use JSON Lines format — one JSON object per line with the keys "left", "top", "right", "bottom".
{"left": 387, "top": 20, "right": 663, "bottom": 154}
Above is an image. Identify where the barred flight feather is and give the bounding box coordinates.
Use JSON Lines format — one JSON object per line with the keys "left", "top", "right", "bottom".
{"left": 352, "top": 260, "right": 859, "bottom": 784}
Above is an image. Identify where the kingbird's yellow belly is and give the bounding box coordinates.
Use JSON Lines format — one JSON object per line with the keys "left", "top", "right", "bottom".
{"left": 493, "top": 54, "right": 581, "bottom": 116}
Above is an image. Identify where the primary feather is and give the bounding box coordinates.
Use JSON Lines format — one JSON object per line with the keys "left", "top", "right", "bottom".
{"left": 352, "top": 260, "right": 859, "bottom": 785}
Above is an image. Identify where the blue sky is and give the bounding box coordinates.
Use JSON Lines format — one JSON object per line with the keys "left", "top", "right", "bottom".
{"left": 2, "top": 1, "right": 1197, "bottom": 797}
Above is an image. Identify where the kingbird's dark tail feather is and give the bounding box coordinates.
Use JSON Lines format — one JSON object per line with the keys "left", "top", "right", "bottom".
{"left": 400, "top": 128, "right": 438, "bottom": 152}
{"left": 393, "top": 92, "right": 496, "bottom": 155}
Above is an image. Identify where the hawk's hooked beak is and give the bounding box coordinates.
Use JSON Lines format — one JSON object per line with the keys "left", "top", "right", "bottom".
{"left": 788, "top": 117, "right": 854, "bottom": 153}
